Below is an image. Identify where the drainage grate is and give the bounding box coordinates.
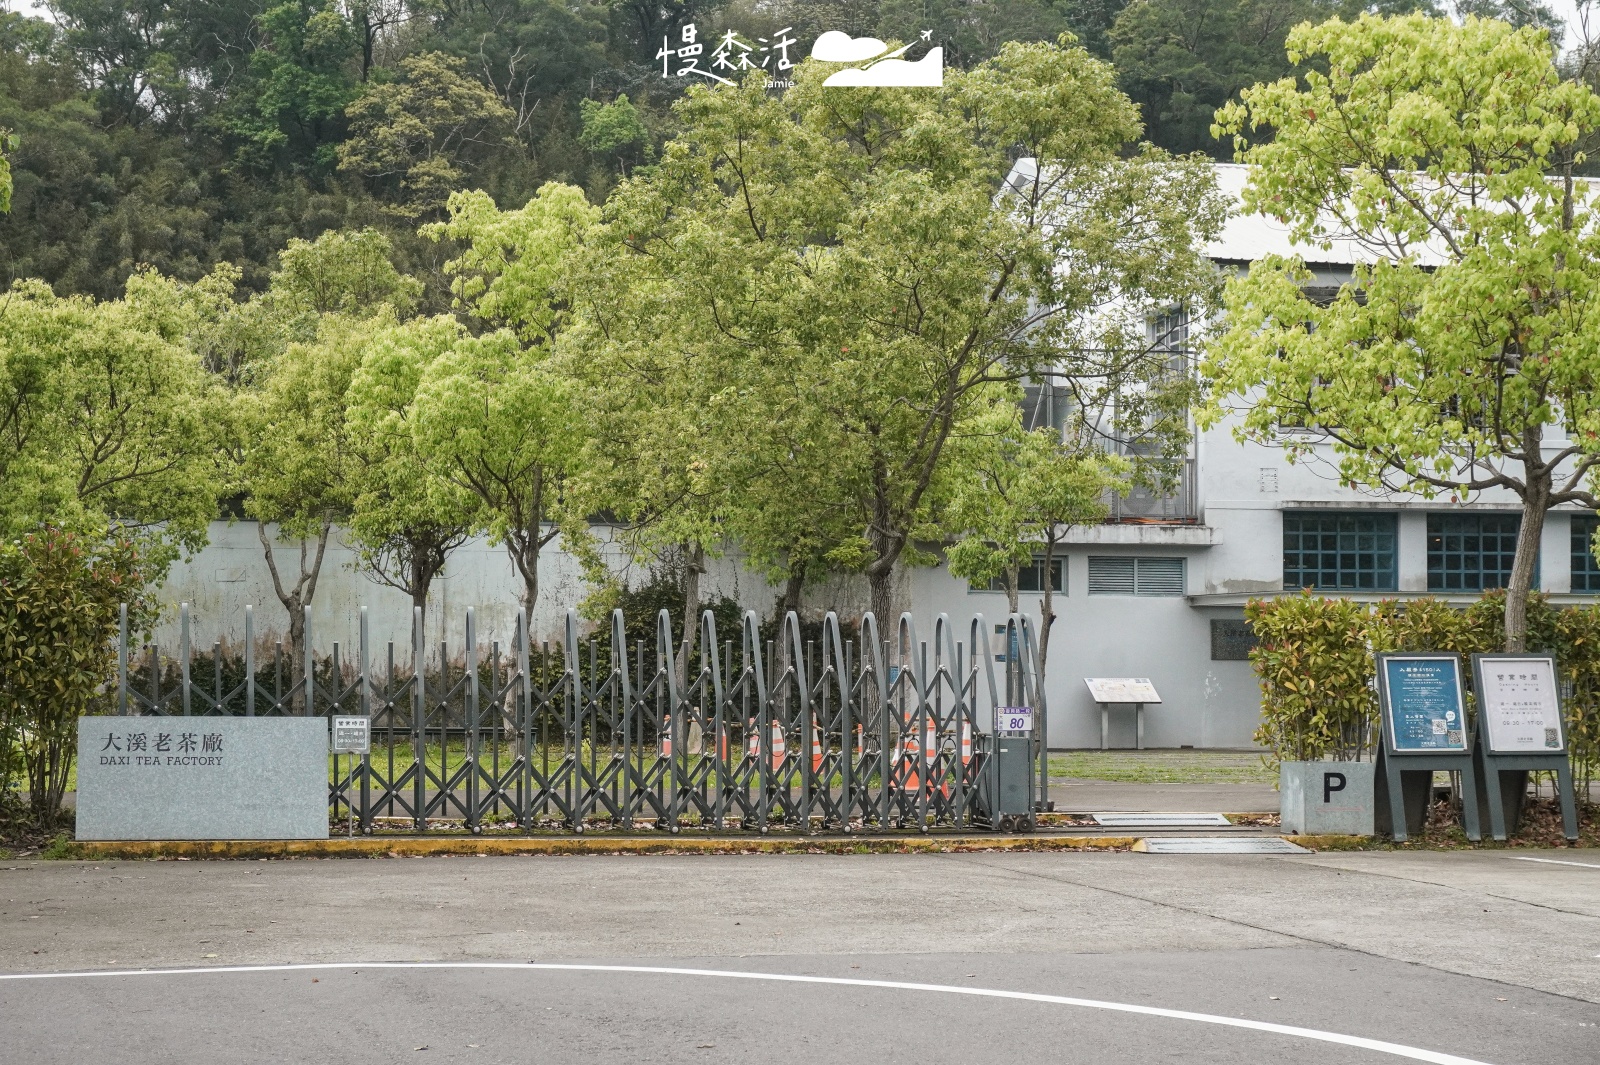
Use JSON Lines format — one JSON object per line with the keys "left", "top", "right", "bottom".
{"left": 1092, "top": 813, "right": 1232, "bottom": 828}
{"left": 1133, "top": 836, "right": 1310, "bottom": 854}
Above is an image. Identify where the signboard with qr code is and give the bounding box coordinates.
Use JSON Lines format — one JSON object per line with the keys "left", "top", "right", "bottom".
{"left": 995, "top": 707, "right": 1033, "bottom": 733}
{"left": 1378, "top": 655, "right": 1468, "bottom": 754}
{"left": 1474, "top": 655, "right": 1565, "bottom": 754}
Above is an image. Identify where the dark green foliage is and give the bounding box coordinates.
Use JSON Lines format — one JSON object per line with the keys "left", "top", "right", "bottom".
{"left": 1, "top": 1, "right": 1131, "bottom": 299}
{"left": 0, "top": 528, "right": 157, "bottom": 827}
{"left": 1108, "top": 0, "right": 1440, "bottom": 157}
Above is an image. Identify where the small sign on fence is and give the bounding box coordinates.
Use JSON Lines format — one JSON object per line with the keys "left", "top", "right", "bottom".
{"left": 331, "top": 716, "right": 371, "bottom": 755}
{"left": 996, "top": 706, "right": 1033, "bottom": 733}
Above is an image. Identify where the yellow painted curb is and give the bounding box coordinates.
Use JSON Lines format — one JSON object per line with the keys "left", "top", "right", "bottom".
{"left": 1284, "top": 834, "right": 1375, "bottom": 850}
{"left": 74, "top": 834, "right": 1143, "bottom": 860}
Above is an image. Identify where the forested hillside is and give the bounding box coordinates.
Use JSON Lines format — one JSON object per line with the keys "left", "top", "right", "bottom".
{"left": 3, "top": 0, "right": 1531, "bottom": 303}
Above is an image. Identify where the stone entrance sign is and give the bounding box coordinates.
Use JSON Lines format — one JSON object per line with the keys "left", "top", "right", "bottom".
{"left": 76, "top": 716, "right": 329, "bottom": 840}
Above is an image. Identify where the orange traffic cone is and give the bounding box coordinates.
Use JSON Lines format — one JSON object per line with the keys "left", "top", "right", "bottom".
{"left": 770, "top": 720, "right": 787, "bottom": 770}
{"left": 901, "top": 730, "right": 922, "bottom": 792}
{"left": 810, "top": 717, "right": 824, "bottom": 773}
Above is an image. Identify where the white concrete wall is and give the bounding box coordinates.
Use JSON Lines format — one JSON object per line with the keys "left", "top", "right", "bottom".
{"left": 150, "top": 521, "right": 781, "bottom": 656}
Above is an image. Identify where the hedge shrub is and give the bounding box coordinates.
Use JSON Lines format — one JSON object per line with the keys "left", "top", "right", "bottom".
{"left": 1248, "top": 591, "right": 1598, "bottom": 790}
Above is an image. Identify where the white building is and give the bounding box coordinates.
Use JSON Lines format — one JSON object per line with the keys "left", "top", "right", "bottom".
{"left": 156, "top": 164, "right": 1596, "bottom": 749}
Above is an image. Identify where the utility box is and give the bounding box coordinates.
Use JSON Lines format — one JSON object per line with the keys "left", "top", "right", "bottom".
{"left": 979, "top": 706, "right": 1036, "bottom": 832}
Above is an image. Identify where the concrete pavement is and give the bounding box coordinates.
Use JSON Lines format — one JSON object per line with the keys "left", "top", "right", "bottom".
{"left": 2, "top": 850, "right": 1597, "bottom": 1063}
{"left": 1050, "top": 780, "right": 1281, "bottom": 812}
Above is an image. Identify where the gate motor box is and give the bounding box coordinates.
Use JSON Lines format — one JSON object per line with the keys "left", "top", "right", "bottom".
{"left": 980, "top": 705, "right": 1036, "bottom": 832}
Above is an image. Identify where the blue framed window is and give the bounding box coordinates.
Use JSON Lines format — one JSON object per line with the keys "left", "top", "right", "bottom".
{"left": 1427, "top": 513, "right": 1520, "bottom": 592}
{"left": 1572, "top": 516, "right": 1600, "bottom": 593}
{"left": 1283, "top": 512, "right": 1397, "bottom": 591}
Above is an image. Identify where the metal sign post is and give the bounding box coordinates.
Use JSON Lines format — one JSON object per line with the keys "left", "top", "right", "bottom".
{"left": 1470, "top": 654, "right": 1579, "bottom": 841}
{"left": 1373, "top": 653, "right": 1481, "bottom": 842}
{"left": 331, "top": 716, "right": 371, "bottom": 839}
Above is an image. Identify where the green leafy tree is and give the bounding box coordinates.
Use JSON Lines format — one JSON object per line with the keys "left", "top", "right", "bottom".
{"left": 227, "top": 0, "right": 361, "bottom": 172}
{"left": 413, "top": 182, "right": 598, "bottom": 612}
{"left": 338, "top": 52, "right": 516, "bottom": 219}
{"left": 241, "top": 314, "right": 366, "bottom": 683}
{"left": 240, "top": 228, "right": 418, "bottom": 678}
{"left": 578, "top": 94, "right": 648, "bottom": 176}
{"left": 422, "top": 183, "right": 598, "bottom": 338}
{"left": 946, "top": 411, "right": 1124, "bottom": 673}
{"left": 345, "top": 315, "right": 474, "bottom": 640}
{"left": 567, "top": 39, "right": 1225, "bottom": 625}
{"left": 0, "top": 527, "right": 156, "bottom": 827}
{"left": 1204, "top": 13, "right": 1600, "bottom": 652}
{"left": 410, "top": 329, "right": 586, "bottom": 610}
{"left": 1110, "top": 0, "right": 1438, "bottom": 155}
{"left": 265, "top": 226, "right": 422, "bottom": 324}
{"left": 0, "top": 270, "right": 230, "bottom": 571}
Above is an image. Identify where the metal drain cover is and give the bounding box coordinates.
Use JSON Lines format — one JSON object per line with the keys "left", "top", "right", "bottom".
{"left": 1092, "top": 813, "right": 1232, "bottom": 828}
{"left": 1133, "top": 836, "right": 1310, "bottom": 854}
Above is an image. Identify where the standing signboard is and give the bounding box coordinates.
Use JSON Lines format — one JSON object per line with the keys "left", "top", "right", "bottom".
{"left": 1470, "top": 654, "right": 1578, "bottom": 841}
{"left": 1083, "top": 678, "right": 1161, "bottom": 751}
{"left": 1373, "top": 653, "right": 1481, "bottom": 841}
{"left": 330, "top": 716, "right": 371, "bottom": 838}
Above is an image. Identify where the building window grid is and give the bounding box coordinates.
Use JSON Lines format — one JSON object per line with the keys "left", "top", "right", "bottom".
{"left": 1573, "top": 516, "right": 1600, "bottom": 593}
{"left": 1282, "top": 513, "right": 1397, "bottom": 592}
{"left": 1427, "top": 513, "right": 1521, "bottom": 592}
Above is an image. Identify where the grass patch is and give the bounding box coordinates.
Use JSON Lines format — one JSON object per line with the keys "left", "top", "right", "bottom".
{"left": 1050, "top": 749, "right": 1276, "bottom": 785}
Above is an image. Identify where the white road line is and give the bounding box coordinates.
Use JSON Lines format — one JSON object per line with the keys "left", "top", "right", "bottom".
{"left": 1509, "top": 856, "right": 1600, "bottom": 870}
{"left": 0, "top": 961, "right": 1494, "bottom": 1065}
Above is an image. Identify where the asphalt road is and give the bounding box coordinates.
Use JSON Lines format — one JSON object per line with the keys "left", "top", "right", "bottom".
{"left": 3, "top": 849, "right": 1598, "bottom": 1064}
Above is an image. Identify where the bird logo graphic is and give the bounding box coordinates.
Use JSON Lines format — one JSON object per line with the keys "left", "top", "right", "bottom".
{"left": 810, "top": 30, "right": 943, "bottom": 87}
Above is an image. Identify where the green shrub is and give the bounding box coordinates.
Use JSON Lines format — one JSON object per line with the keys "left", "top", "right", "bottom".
{"left": 1248, "top": 591, "right": 1600, "bottom": 790}
{"left": 1246, "top": 592, "right": 1377, "bottom": 767}
{"left": 0, "top": 528, "right": 156, "bottom": 828}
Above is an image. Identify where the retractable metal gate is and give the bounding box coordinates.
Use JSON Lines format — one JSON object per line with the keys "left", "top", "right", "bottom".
{"left": 115, "top": 605, "right": 1048, "bottom": 833}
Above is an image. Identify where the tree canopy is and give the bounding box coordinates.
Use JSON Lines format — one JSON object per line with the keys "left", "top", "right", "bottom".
{"left": 1203, "top": 12, "right": 1600, "bottom": 651}
{"left": 563, "top": 38, "right": 1226, "bottom": 623}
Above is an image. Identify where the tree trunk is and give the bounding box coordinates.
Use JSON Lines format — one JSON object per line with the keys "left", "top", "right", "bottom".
{"left": 258, "top": 520, "right": 332, "bottom": 714}
{"left": 1038, "top": 533, "right": 1061, "bottom": 680}
{"left": 771, "top": 565, "right": 807, "bottom": 710}
{"left": 508, "top": 534, "right": 539, "bottom": 611}
{"left": 868, "top": 565, "right": 895, "bottom": 629}
{"left": 677, "top": 542, "right": 705, "bottom": 691}
{"left": 1505, "top": 487, "right": 1549, "bottom": 653}
{"left": 1003, "top": 564, "right": 1020, "bottom": 616}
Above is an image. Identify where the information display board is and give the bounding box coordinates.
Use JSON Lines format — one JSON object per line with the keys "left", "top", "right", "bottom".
{"left": 1378, "top": 655, "right": 1467, "bottom": 754}
{"left": 1474, "top": 656, "right": 1564, "bottom": 754}
{"left": 331, "top": 715, "right": 371, "bottom": 755}
{"left": 1083, "top": 678, "right": 1161, "bottom": 704}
